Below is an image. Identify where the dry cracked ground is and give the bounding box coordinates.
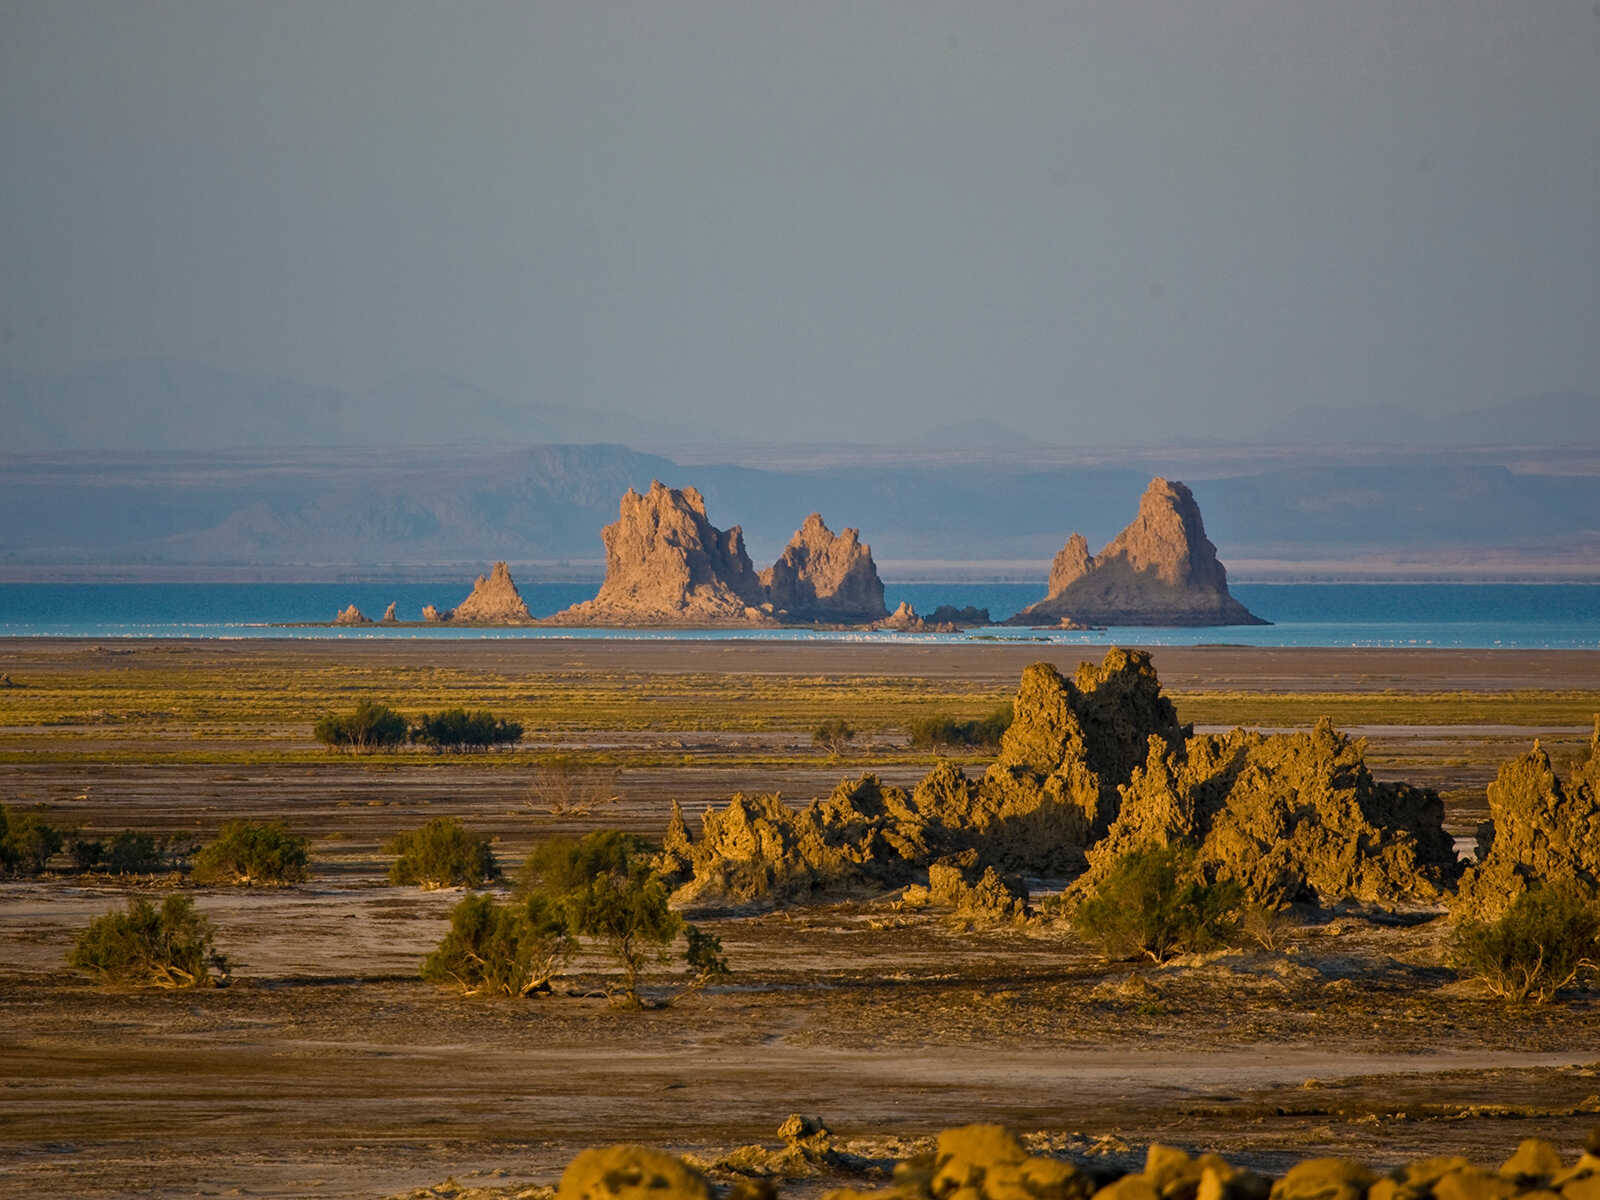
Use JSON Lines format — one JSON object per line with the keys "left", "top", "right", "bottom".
{"left": 2, "top": 640, "right": 1599, "bottom": 1198}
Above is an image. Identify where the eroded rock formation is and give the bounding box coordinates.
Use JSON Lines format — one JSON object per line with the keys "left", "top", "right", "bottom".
{"left": 1009, "top": 478, "right": 1265, "bottom": 627}
{"left": 421, "top": 604, "right": 447, "bottom": 622}
{"left": 449, "top": 561, "right": 532, "bottom": 623}
{"left": 380, "top": 602, "right": 398, "bottom": 623}
{"left": 548, "top": 482, "right": 771, "bottom": 626}
{"left": 761, "top": 513, "right": 887, "bottom": 622}
{"left": 1454, "top": 723, "right": 1600, "bottom": 922}
{"left": 1074, "top": 718, "right": 1459, "bottom": 906}
{"left": 333, "top": 604, "right": 371, "bottom": 625}
{"left": 661, "top": 649, "right": 1187, "bottom": 907}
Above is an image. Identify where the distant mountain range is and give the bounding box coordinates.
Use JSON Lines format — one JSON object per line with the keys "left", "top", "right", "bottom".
{"left": 4, "top": 442, "right": 1598, "bottom": 577}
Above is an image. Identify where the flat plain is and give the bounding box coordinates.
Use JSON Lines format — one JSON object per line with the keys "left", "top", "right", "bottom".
{"left": 2, "top": 638, "right": 1599, "bottom": 1199}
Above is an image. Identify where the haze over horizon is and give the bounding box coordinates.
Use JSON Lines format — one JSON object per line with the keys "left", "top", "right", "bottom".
{"left": 3, "top": 2, "right": 1596, "bottom": 451}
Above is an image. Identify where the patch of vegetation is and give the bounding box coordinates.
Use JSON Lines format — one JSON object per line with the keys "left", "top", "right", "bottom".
{"left": 314, "top": 699, "right": 408, "bottom": 751}
{"left": 68, "top": 896, "right": 228, "bottom": 988}
{"left": 812, "top": 717, "right": 856, "bottom": 756}
{"left": 190, "top": 820, "right": 310, "bottom": 886}
{"left": 0, "top": 804, "right": 64, "bottom": 876}
{"left": 1451, "top": 886, "right": 1600, "bottom": 1004}
{"left": 421, "top": 892, "right": 574, "bottom": 996}
{"left": 521, "top": 831, "right": 729, "bottom": 1008}
{"left": 906, "top": 705, "right": 1013, "bottom": 750}
{"left": 387, "top": 817, "right": 499, "bottom": 888}
{"left": 524, "top": 758, "right": 621, "bottom": 817}
{"left": 68, "top": 830, "right": 194, "bottom": 875}
{"left": 409, "top": 708, "right": 523, "bottom": 752}
{"left": 1073, "top": 845, "right": 1244, "bottom": 963}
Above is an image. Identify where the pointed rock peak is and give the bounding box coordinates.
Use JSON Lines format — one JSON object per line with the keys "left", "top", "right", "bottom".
{"left": 764, "top": 511, "right": 887, "bottom": 623}
{"left": 380, "top": 602, "right": 398, "bottom": 623}
{"left": 333, "top": 604, "right": 370, "bottom": 625}
{"left": 451, "top": 561, "right": 532, "bottom": 623}
{"left": 1048, "top": 532, "right": 1094, "bottom": 595}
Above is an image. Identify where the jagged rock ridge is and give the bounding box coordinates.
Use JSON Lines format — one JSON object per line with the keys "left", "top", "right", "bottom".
{"left": 548, "top": 482, "right": 770, "bottom": 626}
{"left": 551, "top": 482, "right": 888, "bottom": 626}
{"left": 760, "top": 513, "right": 886, "bottom": 622}
{"left": 1009, "top": 477, "right": 1266, "bottom": 627}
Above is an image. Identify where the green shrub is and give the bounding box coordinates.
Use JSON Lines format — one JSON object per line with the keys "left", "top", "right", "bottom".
{"left": 521, "top": 830, "right": 728, "bottom": 1007}
{"left": 1073, "top": 846, "right": 1244, "bottom": 963}
{"left": 68, "top": 896, "right": 228, "bottom": 988}
{"left": 410, "top": 708, "right": 523, "bottom": 752}
{"left": 387, "top": 817, "right": 499, "bottom": 888}
{"left": 422, "top": 892, "right": 574, "bottom": 996}
{"left": 68, "top": 831, "right": 193, "bottom": 875}
{"left": 1451, "top": 887, "right": 1600, "bottom": 1004}
{"left": 314, "top": 700, "right": 408, "bottom": 751}
{"left": 190, "top": 821, "right": 309, "bottom": 886}
{"left": 0, "top": 804, "right": 64, "bottom": 876}
{"left": 812, "top": 718, "right": 856, "bottom": 756}
{"left": 906, "top": 705, "right": 1013, "bottom": 750}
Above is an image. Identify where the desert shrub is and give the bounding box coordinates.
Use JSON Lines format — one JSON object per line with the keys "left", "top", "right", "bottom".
{"left": 190, "top": 821, "right": 309, "bottom": 886}
{"left": 387, "top": 817, "right": 499, "bottom": 888}
{"left": 69, "top": 836, "right": 105, "bottom": 872}
{"left": 812, "top": 718, "right": 856, "bottom": 756}
{"left": 410, "top": 708, "right": 523, "bottom": 752}
{"left": 68, "top": 896, "right": 228, "bottom": 988}
{"left": 1451, "top": 886, "right": 1600, "bottom": 1004}
{"left": 524, "top": 758, "right": 621, "bottom": 817}
{"left": 0, "top": 804, "right": 64, "bottom": 876}
{"left": 421, "top": 892, "right": 574, "bottom": 996}
{"left": 71, "top": 831, "right": 177, "bottom": 875}
{"left": 521, "top": 830, "right": 728, "bottom": 1007}
{"left": 314, "top": 700, "right": 408, "bottom": 751}
{"left": 906, "top": 705, "right": 1013, "bottom": 750}
{"left": 1074, "top": 846, "right": 1244, "bottom": 963}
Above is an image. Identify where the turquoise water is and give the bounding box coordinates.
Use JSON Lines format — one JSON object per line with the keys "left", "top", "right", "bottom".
{"left": 0, "top": 582, "right": 1598, "bottom": 648}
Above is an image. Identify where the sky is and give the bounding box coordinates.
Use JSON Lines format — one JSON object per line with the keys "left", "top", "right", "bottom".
{"left": 1, "top": 1, "right": 1596, "bottom": 446}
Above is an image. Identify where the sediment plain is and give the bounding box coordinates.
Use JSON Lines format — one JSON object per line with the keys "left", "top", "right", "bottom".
{"left": 2, "top": 638, "right": 1600, "bottom": 1199}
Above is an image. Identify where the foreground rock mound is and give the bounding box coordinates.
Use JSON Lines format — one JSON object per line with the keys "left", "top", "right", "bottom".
{"left": 1077, "top": 717, "right": 1459, "bottom": 906}
{"left": 1008, "top": 477, "right": 1265, "bottom": 627}
{"left": 761, "top": 513, "right": 887, "bottom": 622}
{"left": 549, "top": 482, "right": 770, "bottom": 626}
{"left": 1454, "top": 724, "right": 1600, "bottom": 922}
{"left": 662, "top": 649, "right": 1187, "bottom": 906}
{"left": 449, "top": 561, "right": 532, "bottom": 623}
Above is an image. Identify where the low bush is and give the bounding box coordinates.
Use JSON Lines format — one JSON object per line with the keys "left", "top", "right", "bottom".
{"left": 521, "top": 830, "right": 729, "bottom": 1007}
{"left": 410, "top": 708, "right": 523, "bottom": 752}
{"left": 906, "top": 705, "right": 1013, "bottom": 750}
{"left": 190, "top": 821, "right": 309, "bottom": 886}
{"left": 314, "top": 700, "right": 408, "bottom": 751}
{"left": 524, "top": 758, "right": 621, "bottom": 817}
{"left": 1073, "top": 846, "right": 1244, "bottom": 963}
{"left": 1452, "top": 886, "right": 1600, "bottom": 1004}
{"left": 422, "top": 892, "right": 574, "bottom": 996}
{"left": 387, "top": 817, "right": 499, "bottom": 888}
{"left": 70, "top": 831, "right": 192, "bottom": 875}
{"left": 812, "top": 718, "right": 856, "bottom": 756}
{"left": 0, "top": 804, "right": 64, "bottom": 876}
{"left": 68, "top": 896, "right": 228, "bottom": 988}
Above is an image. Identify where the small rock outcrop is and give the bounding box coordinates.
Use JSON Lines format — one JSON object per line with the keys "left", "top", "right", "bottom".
{"left": 380, "top": 602, "right": 398, "bottom": 623}
{"left": 1008, "top": 477, "right": 1266, "bottom": 627}
{"left": 926, "top": 605, "right": 992, "bottom": 627}
{"left": 421, "top": 604, "right": 447, "bottom": 622}
{"left": 1454, "top": 723, "right": 1600, "bottom": 922}
{"left": 901, "top": 850, "right": 1031, "bottom": 924}
{"left": 761, "top": 513, "right": 887, "bottom": 622}
{"left": 877, "top": 601, "right": 926, "bottom": 631}
{"left": 332, "top": 604, "right": 371, "bottom": 625}
{"left": 1074, "top": 717, "right": 1460, "bottom": 906}
{"left": 558, "top": 1145, "right": 711, "bottom": 1200}
{"left": 548, "top": 482, "right": 770, "bottom": 626}
{"left": 449, "top": 561, "right": 532, "bottom": 623}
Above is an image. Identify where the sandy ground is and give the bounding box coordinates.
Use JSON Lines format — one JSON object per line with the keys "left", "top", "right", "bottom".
{"left": 3, "top": 640, "right": 1600, "bottom": 1198}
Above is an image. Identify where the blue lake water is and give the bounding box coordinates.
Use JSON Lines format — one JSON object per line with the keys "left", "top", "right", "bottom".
{"left": 1, "top": 582, "right": 1598, "bottom": 648}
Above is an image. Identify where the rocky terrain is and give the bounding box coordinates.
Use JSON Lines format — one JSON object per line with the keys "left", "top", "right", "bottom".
{"left": 761, "top": 514, "right": 887, "bottom": 623}
{"left": 551, "top": 483, "right": 889, "bottom": 626}
{"left": 1008, "top": 478, "right": 1265, "bottom": 627}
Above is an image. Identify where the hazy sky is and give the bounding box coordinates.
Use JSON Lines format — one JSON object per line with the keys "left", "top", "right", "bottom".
{"left": 2, "top": 1, "right": 1596, "bottom": 443}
